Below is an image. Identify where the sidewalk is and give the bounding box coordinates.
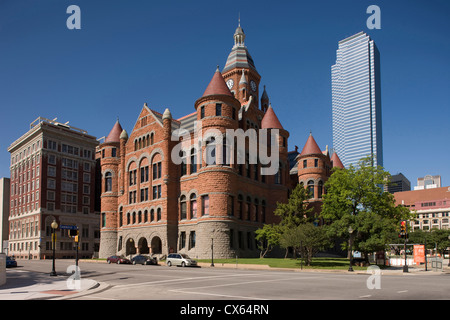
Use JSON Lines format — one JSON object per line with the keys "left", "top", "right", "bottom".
{"left": 0, "top": 268, "right": 100, "bottom": 300}
{"left": 197, "top": 262, "right": 450, "bottom": 274}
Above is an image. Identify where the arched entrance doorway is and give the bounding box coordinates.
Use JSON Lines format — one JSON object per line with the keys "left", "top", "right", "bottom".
{"left": 151, "top": 236, "right": 162, "bottom": 254}
{"left": 138, "top": 237, "right": 149, "bottom": 254}
{"left": 125, "top": 238, "right": 136, "bottom": 256}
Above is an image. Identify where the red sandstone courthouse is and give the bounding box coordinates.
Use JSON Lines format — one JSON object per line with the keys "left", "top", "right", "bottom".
{"left": 98, "top": 24, "right": 344, "bottom": 259}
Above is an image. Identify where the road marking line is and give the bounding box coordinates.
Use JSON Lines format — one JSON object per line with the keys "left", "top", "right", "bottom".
{"left": 170, "top": 289, "right": 269, "bottom": 300}
{"left": 397, "top": 290, "right": 408, "bottom": 293}
{"left": 113, "top": 273, "right": 262, "bottom": 289}
{"left": 359, "top": 295, "right": 372, "bottom": 298}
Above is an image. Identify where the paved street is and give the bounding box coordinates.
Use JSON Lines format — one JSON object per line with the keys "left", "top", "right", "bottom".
{"left": 6, "top": 259, "right": 450, "bottom": 301}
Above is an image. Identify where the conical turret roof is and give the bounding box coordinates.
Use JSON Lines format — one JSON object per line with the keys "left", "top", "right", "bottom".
{"left": 202, "top": 66, "right": 233, "bottom": 98}
{"left": 300, "top": 133, "right": 322, "bottom": 156}
{"left": 331, "top": 152, "right": 345, "bottom": 169}
{"left": 261, "top": 105, "right": 283, "bottom": 129}
{"left": 105, "top": 120, "right": 123, "bottom": 143}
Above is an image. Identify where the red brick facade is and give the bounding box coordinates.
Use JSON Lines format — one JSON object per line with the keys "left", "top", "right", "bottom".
{"left": 98, "top": 24, "right": 343, "bottom": 259}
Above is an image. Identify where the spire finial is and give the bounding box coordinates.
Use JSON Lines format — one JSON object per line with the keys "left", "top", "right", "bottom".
{"left": 216, "top": 65, "right": 220, "bottom": 72}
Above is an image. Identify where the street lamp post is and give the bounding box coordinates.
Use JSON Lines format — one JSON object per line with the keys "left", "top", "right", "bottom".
{"left": 403, "top": 223, "right": 408, "bottom": 273}
{"left": 348, "top": 226, "right": 354, "bottom": 272}
{"left": 211, "top": 237, "right": 214, "bottom": 267}
{"left": 50, "top": 220, "right": 58, "bottom": 276}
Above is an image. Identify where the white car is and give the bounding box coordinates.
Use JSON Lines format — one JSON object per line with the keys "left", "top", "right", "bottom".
{"left": 166, "top": 253, "right": 197, "bottom": 267}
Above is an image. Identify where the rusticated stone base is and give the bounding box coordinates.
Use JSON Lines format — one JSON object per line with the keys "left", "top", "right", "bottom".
{"left": 98, "top": 230, "right": 118, "bottom": 259}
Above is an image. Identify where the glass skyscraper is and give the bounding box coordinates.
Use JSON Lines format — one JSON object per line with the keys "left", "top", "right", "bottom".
{"left": 332, "top": 31, "right": 383, "bottom": 168}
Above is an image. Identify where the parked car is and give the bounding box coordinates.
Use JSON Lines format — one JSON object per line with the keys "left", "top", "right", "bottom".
{"left": 106, "top": 255, "right": 131, "bottom": 264}
{"left": 166, "top": 253, "right": 197, "bottom": 267}
{"left": 6, "top": 256, "right": 17, "bottom": 268}
{"left": 131, "top": 255, "right": 158, "bottom": 265}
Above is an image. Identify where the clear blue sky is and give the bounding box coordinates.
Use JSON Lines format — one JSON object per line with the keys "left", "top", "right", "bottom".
{"left": 1, "top": 0, "right": 449, "bottom": 187}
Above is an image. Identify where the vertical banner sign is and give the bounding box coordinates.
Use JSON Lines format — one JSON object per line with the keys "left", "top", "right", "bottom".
{"left": 413, "top": 245, "right": 425, "bottom": 264}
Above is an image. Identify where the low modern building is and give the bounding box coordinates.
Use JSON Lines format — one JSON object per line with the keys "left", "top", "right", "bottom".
{"left": 394, "top": 186, "right": 450, "bottom": 231}
{"left": 7, "top": 117, "right": 99, "bottom": 259}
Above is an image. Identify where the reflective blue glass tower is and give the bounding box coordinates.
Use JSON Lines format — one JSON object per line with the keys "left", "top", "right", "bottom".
{"left": 332, "top": 32, "right": 383, "bottom": 168}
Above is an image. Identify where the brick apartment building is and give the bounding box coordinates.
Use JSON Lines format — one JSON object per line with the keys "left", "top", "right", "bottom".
{"left": 7, "top": 117, "right": 99, "bottom": 259}
{"left": 394, "top": 186, "right": 450, "bottom": 231}
{"left": 97, "top": 23, "right": 344, "bottom": 260}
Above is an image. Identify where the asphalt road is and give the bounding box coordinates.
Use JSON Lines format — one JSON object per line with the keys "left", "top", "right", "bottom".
{"left": 14, "top": 259, "right": 450, "bottom": 301}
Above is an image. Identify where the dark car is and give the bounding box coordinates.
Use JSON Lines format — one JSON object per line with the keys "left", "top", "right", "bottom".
{"left": 131, "top": 255, "right": 158, "bottom": 265}
{"left": 106, "top": 255, "right": 131, "bottom": 264}
{"left": 6, "top": 256, "right": 17, "bottom": 268}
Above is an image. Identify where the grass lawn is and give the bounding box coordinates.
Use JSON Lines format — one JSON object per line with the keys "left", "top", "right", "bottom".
{"left": 197, "top": 257, "right": 372, "bottom": 270}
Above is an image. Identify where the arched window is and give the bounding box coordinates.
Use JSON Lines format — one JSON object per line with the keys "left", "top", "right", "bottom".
{"left": 157, "top": 208, "right": 162, "bottom": 221}
{"left": 254, "top": 198, "right": 259, "bottom": 222}
{"left": 180, "top": 195, "right": 187, "bottom": 220}
{"left": 246, "top": 196, "right": 251, "bottom": 221}
{"left": 190, "top": 194, "right": 197, "bottom": 219}
{"left": 144, "top": 210, "right": 148, "bottom": 223}
{"left": 127, "top": 212, "right": 131, "bottom": 225}
{"left": 307, "top": 180, "right": 314, "bottom": 199}
{"left": 261, "top": 200, "right": 266, "bottom": 223}
{"left": 105, "top": 172, "right": 112, "bottom": 192}
{"left": 274, "top": 162, "right": 282, "bottom": 184}
{"left": 202, "top": 195, "right": 209, "bottom": 215}
{"left": 238, "top": 195, "right": 243, "bottom": 220}
{"left": 206, "top": 137, "right": 216, "bottom": 165}
{"left": 245, "top": 153, "right": 250, "bottom": 178}
{"left": 180, "top": 150, "right": 187, "bottom": 176}
{"left": 190, "top": 148, "right": 197, "bottom": 174}
{"left": 318, "top": 181, "right": 323, "bottom": 199}
{"left": 150, "top": 133, "right": 154, "bottom": 145}
{"left": 132, "top": 212, "right": 136, "bottom": 224}
{"left": 138, "top": 211, "right": 142, "bottom": 223}
{"left": 150, "top": 209, "right": 154, "bottom": 222}
{"left": 222, "top": 137, "right": 231, "bottom": 166}
{"left": 119, "top": 207, "right": 123, "bottom": 227}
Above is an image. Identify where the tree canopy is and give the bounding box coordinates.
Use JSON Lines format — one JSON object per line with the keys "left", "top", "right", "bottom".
{"left": 320, "top": 156, "right": 412, "bottom": 259}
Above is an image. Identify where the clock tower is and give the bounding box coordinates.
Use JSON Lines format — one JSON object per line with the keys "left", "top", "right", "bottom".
{"left": 222, "top": 21, "right": 261, "bottom": 110}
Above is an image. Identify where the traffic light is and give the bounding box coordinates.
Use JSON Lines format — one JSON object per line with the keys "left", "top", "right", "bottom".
{"left": 69, "top": 229, "right": 78, "bottom": 237}
{"left": 399, "top": 220, "right": 407, "bottom": 238}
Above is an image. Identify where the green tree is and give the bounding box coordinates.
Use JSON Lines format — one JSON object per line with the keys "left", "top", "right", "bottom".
{"left": 428, "top": 228, "right": 450, "bottom": 256}
{"left": 279, "top": 223, "right": 330, "bottom": 265}
{"left": 321, "top": 156, "right": 412, "bottom": 261}
{"left": 274, "top": 183, "right": 313, "bottom": 228}
{"left": 409, "top": 228, "right": 450, "bottom": 257}
{"left": 255, "top": 224, "right": 281, "bottom": 258}
{"left": 298, "top": 223, "right": 330, "bottom": 266}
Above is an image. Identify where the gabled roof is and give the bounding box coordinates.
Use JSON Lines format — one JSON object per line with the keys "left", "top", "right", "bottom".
{"left": 261, "top": 105, "right": 283, "bottom": 129}
{"left": 105, "top": 120, "right": 123, "bottom": 143}
{"left": 202, "top": 67, "right": 233, "bottom": 98}
{"left": 300, "top": 133, "right": 322, "bottom": 156}
{"left": 331, "top": 152, "right": 345, "bottom": 169}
